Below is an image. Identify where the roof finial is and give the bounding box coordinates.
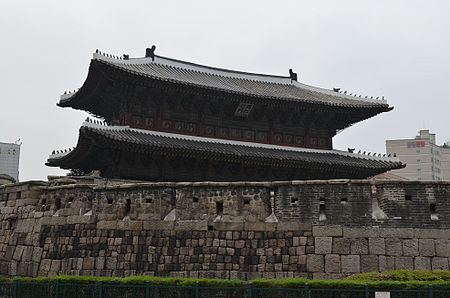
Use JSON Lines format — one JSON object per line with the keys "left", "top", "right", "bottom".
{"left": 289, "top": 69, "right": 298, "bottom": 82}
{"left": 333, "top": 88, "right": 340, "bottom": 92}
{"left": 146, "top": 45, "right": 156, "bottom": 61}
{"left": 123, "top": 54, "right": 129, "bottom": 60}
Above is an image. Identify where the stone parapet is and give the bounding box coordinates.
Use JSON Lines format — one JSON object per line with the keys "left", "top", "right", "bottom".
{"left": 1, "top": 177, "right": 450, "bottom": 278}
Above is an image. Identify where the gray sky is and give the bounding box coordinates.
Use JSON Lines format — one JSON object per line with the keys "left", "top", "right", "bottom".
{"left": 1, "top": 0, "right": 449, "bottom": 181}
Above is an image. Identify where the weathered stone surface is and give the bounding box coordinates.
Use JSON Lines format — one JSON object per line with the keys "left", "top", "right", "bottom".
{"left": 12, "top": 246, "right": 24, "bottom": 261}
{"left": 360, "top": 255, "right": 378, "bottom": 272}
{"left": 313, "top": 225, "right": 343, "bottom": 237}
{"left": 32, "top": 247, "right": 43, "bottom": 263}
{"left": 306, "top": 255, "right": 324, "bottom": 273}
{"left": 379, "top": 256, "right": 395, "bottom": 271}
{"left": 435, "top": 240, "right": 450, "bottom": 257}
{"left": 414, "top": 257, "right": 431, "bottom": 270}
{"left": 332, "top": 238, "right": 350, "bottom": 254}
{"left": 402, "top": 239, "right": 419, "bottom": 256}
{"left": 418, "top": 239, "right": 435, "bottom": 257}
{"left": 432, "top": 257, "right": 449, "bottom": 270}
{"left": 379, "top": 228, "right": 414, "bottom": 239}
{"left": 315, "top": 237, "right": 333, "bottom": 254}
{"left": 385, "top": 238, "right": 403, "bottom": 256}
{"left": 415, "top": 229, "right": 450, "bottom": 239}
{"left": 395, "top": 257, "right": 414, "bottom": 270}
{"left": 324, "top": 254, "right": 341, "bottom": 273}
{"left": 3, "top": 179, "right": 450, "bottom": 280}
{"left": 350, "top": 238, "right": 368, "bottom": 254}
{"left": 341, "top": 255, "right": 360, "bottom": 273}
{"left": 343, "top": 227, "right": 379, "bottom": 238}
{"left": 368, "top": 238, "right": 385, "bottom": 255}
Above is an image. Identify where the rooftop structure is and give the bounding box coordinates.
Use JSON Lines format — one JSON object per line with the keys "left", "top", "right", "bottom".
{"left": 47, "top": 47, "right": 404, "bottom": 181}
{"left": 386, "top": 129, "right": 450, "bottom": 181}
{"left": 0, "top": 141, "right": 20, "bottom": 182}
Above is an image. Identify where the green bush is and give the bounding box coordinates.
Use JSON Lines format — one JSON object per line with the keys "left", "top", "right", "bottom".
{"left": 3, "top": 271, "right": 450, "bottom": 290}
{"left": 347, "top": 270, "right": 450, "bottom": 282}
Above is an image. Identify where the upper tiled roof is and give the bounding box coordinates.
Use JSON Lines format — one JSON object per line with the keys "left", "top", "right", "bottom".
{"left": 59, "top": 52, "right": 391, "bottom": 110}
{"left": 47, "top": 121, "right": 404, "bottom": 174}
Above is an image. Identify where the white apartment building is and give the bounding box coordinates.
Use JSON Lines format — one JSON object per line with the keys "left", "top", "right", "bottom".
{"left": 0, "top": 142, "right": 20, "bottom": 182}
{"left": 386, "top": 130, "right": 450, "bottom": 181}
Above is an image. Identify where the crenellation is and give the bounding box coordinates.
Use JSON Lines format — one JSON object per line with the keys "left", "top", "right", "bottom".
{"left": 2, "top": 178, "right": 450, "bottom": 278}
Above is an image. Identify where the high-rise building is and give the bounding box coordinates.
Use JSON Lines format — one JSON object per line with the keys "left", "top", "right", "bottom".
{"left": 0, "top": 142, "right": 21, "bottom": 182}
{"left": 386, "top": 130, "right": 450, "bottom": 181}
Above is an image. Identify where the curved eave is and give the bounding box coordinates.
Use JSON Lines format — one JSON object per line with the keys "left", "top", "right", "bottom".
{"left": 58, "top": 56, "right": 392, "bottom": 118}
{"left": 46, "top": 124, "right": 405, "bottom": 176}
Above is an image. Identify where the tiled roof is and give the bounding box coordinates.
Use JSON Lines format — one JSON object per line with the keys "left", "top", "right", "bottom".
{"left": 59, "top": 53, "right": 391, "bottom": 110}
{"left": 47, "top": 122, "right": 404, "bottom": 174}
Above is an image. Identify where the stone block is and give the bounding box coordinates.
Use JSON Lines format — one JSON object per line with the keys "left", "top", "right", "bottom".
{"left": 368, "top": 238, "right": 385, "bottom": 255}
{"left": 95, "top": 257, "right": 105, "bottom": 270}
{"left": 214, "top": 222, "right": 244, "bottom": 231}
{"left": 50, "top": 260, "right": 61, "bottom": 273}
{"left": 435, "top": 240, "right": 450, "bottom": 257}
{"left": 414, "top": 257, "right": 431, "bottom": 270}
{"left": 175, "top": 220, "right": 207, "bottom": 231}
{"left": 343, "top": 227, "right": 379, "bottom": 238}
{"left": 350, "top": 238, "right": 368, "bottom": 254}
{"left": 415, "top": 229, "right": 450, "bottom": 239}
{"left": 341, "top": 255, "right": 360, "bottom": 273}
{"left": 117, "top": 220, "right": 143, "bottom": 230}
{"left": 379, "top": 228, "right": 414, "bottom": 239}
{"left": 402, "top": 239, "right": 419, "bottom": 256}
{"left": 22, "top": 246, "right": 33, "bottom": 262}
{"left": 67, "top": 215, "right": 95, "bottom": 224}
{"left": 332, "top": 238, "right": 350, "bottom": 254}
{"left": 306, "top": 255, "right": 324, "bottom": 273}
{"left": 379, "top": 256, "right": 395, "bottom": 271}
{"left": 395, "top": 257, "right": 413, "bottom": 270}
{"left": 361, "top": 255, "right": 378, "bottom": 272}
{"left": 32, "top": 247, "right": 43, "bottom": 263}
{"left": 418, "top": 239, "right": 435, "bottom": 257}
{"left": 385, "top": 238, "right": 402, "bottom": 256}
{"left": 315, "top": 237, "right": 333, "bottom": 254}
{"left": 432, "top": 257, "right": 449, "bottom": 270}
{"left": 96, "top": 221, "right": 118, "bottom": 230}
{"left": 324, "top": 254, "right": 341, "bottom": 273}
{"left": 313, "top": 225, "right": 343, "bottom": 237}
{"left": 12, "top": 246, "right": 24, "bottom": 261}
{"left": 83, "top": 258, "right": 95, "bottom": 270}
{"left": 276, "top": 222, "right": 311, "bottom": 231}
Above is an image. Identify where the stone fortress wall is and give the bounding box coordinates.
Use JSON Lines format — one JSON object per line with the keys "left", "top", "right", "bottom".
{"left": 1, "top": 176, "right": 450, "bottom": 279}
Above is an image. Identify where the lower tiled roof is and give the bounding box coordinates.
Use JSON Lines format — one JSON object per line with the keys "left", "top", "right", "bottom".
{"left": 47, "top": 122, "right": 405, "bottom": 176}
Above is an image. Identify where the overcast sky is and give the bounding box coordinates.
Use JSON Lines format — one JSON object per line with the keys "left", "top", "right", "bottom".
{"left": 1, "top": 0, "right": 449, "bottom": 181}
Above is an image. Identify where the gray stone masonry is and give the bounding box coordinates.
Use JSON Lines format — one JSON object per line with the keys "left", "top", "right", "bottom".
{"left": 1, "top": 178, "right": 450, "bottom": 279}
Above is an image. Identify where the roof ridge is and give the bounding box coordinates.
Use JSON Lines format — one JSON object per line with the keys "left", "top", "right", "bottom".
{"left": 93, "top": 52, "right": 293, "bottom": 85}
